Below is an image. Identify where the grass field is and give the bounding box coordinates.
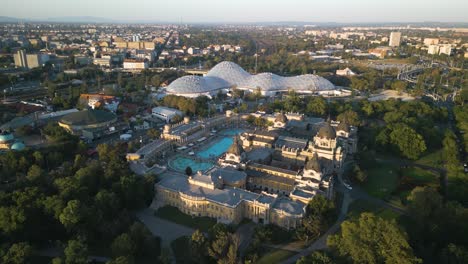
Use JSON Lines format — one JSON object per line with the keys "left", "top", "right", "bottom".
{"left": 155, "top": 206, "right": 217, "bottom": 232}
{"left": 415, "top": 150, "right": 444, "bottom": 169}
{"left": 348, "top": 199, "right": 401, "bottom": 221}
{"left": 363, "top": 162, "right": 400, "bottom": 199}
{"left": 256, "top": 248, "right": 296, "bottom": 264}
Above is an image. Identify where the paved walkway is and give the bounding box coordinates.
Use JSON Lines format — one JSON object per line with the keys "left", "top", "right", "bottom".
{"left": 281, "top": 192, "right": 353, "bottom": 264}
{"left": 136, "top": 208, "right": 196, "bottom": 247}
{"left": 236, "top": 222, "right": 256, "bottom": 258}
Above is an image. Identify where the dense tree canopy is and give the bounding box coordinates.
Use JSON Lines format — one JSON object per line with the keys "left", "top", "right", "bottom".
{"left": 328, "top": 213, "right": 420, "bottom": 264}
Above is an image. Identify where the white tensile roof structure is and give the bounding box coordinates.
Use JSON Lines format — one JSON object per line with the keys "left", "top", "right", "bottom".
{"left": 165, "top": 61, "right": 335, "bottom": 96}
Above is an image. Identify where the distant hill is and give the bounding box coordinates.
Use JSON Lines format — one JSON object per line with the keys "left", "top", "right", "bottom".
{"left": 45, "top": 16, "right": 115, "bottom": 23}
{"left": 0, "top": 16, "right": 29, "bottom": 23}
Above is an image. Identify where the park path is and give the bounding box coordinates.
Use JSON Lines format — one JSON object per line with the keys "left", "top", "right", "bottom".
{"left": 281, "top": 192, "right": 353, "bottom": 264}
{"left": 136, "top": 208, "right": 196, "bottom": 247}
{"left": 236, "top": 222, "right": 256, "bottom": 258}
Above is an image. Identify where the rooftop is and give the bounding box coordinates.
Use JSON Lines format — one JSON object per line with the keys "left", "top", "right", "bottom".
{"left": 166, "top": 61, "right": 335, "bottom": 94}
{"left": 158, "top": 173, "right": 260, "bottom": 207}
{"left": 60, "top": 109, "right": 116, "bottom": 126}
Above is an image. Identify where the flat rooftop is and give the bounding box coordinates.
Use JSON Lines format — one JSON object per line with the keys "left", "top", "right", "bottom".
{"left": 136, "top": 139, "right": 168, "bottom": 156}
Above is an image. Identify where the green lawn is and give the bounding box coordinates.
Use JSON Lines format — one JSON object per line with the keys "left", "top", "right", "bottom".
{"left": 348, "top": 199, "right": 400, "bottom": 221}
{"left": 363, "top": 162, "right": 400, "bottom": 199}
{"left": 415, "top": 150, "right": 444, "bottom": 169}
{"left": 155, "top": 206, "right": 217, "bottom": 232}
{"left": 256, "top": 248, "right": 296, "bottom": 264}
{"left": 400, "top": 167, "right": 439, "bottom": 186}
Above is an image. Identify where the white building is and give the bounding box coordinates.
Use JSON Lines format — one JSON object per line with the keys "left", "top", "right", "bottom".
{"left": 336, "top": 67, "right": 356, "bottom": 76}
{"left": 389, "top": 32, "right": 401, "bottom": 47}
{"left": 439, "top": 45, "right": 453, "bottom": 56}
{"left": 424, "top": 38, "right": 439, "bottom": 46}
{"left": 428, "top": 45, "right": 440, "bottom": 55}
{"left": 123, "top": 59, "right": 148, "bottom": 70}
{"left": 151, "top": 106, "right": 183, "bottom": 123}
{"left": 93, "top": 58, "right": 111, "bottom": 67}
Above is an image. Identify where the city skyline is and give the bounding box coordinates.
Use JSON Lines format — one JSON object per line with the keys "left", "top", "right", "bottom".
{"left": 2, "top": 0, "right": 468, "bottom": 23}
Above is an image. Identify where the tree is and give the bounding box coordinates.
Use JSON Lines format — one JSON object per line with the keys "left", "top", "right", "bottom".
{"left": 2, "top": 242, "right": 33, "bottom": 264}
{"left": 107, "top": 256, "right": 135, "bottom": 264}
{"left": 306, "top": 97, "right": 327, "bottom": 116}
{"left": 337, "top": 110, "right": 360, "bottom": 126}
{"left": 440, "top": 244, "right": 468, "bottom": 264}
{"left": 297, "top": 251, "right": 333, "bottom": 264}
{"left": 26, "top": 164, "right": 43, "bottom": 181}
{"left": 328, "top": 213, "right": 420, "bottom": 264}
{"left": 407, "top": 187, "right": 443, "bottom": 226}
{"left": 352, "top": 164, "right": 367, "bottom": 183}
{"left": 442, "top": 130, "right": 460, "bottom": 169}
{"left": 391, "top": 80, "right": 408, "bottom": 94}
{"left": 384, "top": 123, "right": 427, "bottom": 160}
{"left": 147, "top": 128, "right": 160, "bottom": 140}
{"left": 64, "top": 239, "right": 89, "bottom": 264}
{"left": 296, "top": 196, "right": 336, "bottom": 242}
{"left": 191, "top": 229, "right": 207, "bottom": 262}
{"left": 59, "top": 200, "right": 85, "bottom": 231}
{"left": 185, "top": 166, "right": 193, "bottom": 176}
{"left": 111, "top": 233, "right": 136, "bottom": 258}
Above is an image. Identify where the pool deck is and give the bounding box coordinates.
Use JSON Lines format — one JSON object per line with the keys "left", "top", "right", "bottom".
{"left": 166, "top": 128, "right": 245, "bottom": 173}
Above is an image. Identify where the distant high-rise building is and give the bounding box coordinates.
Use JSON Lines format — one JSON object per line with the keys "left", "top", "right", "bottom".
{"left": 13, "top": 50, "right": 49, "bottom": 69}
{"left": 428, "top": 45, "right": 440, "bottom": 55}
{"left": 14, "top": 50, "right": 27, "bottom": 68}
{"left": 424, "top": 38, "right": 439, "bottom": 46}
{"left": 132, "top": 34, "right": 140, "bottom": 42}
{"left": 439, "top": 45, "right": 453, "bottom": 56}
{"left": 389, "top": 32, "right": 401, "bottom": 47}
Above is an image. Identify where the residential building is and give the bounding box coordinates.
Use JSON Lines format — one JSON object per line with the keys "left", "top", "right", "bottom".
{"left": 428, "top": 45, "right": 440, "bottom": 55}
{"left": 336, "top": 67, "right": 356, "bottom": 76}
{"left": 151, "top": 106, "right": 183, "bottom": 123}
{"left": 14, "top": 50, "right": 50, "bottom": 69}
{"left": 389, "top": 32, "right": 401, "bottom": 47}
{"left": 424, "top": 38, "right": 439, "bottom": 46}
{"left": 123, "top": 59, "right": 148, "bottom": 70}
{"left": 439, "top": 45, "right": 453, "bottom": 56}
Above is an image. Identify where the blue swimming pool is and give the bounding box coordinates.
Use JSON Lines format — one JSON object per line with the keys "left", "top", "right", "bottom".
{"left": 197, "top": 137, "right": 234, "bottom": 159}
{"left": 169, "top": 156, "right": 214, "bottom": 173}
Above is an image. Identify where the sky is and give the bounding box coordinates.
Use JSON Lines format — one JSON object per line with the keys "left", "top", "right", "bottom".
{"left": 1, "top": 0, "right": 467, "bottom": 23}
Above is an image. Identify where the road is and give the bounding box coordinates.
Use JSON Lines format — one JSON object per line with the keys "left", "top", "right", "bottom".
{"left": 281, "top": 159, "right": 414, "bottom": 264}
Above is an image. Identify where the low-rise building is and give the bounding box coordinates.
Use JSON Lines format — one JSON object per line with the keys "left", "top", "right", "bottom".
{"left": 123, "top": 59, "right": 148, "bottom": 70}
{"left": 336, "top": 67, "right": 356, "bottom": 76}
{"left": 151, "top": 106, "right": 183, "bottom": 123}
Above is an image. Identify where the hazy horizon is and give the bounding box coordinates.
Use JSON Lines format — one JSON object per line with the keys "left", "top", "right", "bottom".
{"left": 2, "top": 0, "right": 468, "bottom": 23}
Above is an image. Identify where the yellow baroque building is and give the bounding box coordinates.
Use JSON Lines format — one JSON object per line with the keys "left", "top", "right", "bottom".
{"left": 155, "top": 170, "right": 305, "bottom": 230}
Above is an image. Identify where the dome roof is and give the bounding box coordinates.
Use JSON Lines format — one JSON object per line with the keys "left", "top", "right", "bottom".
{"left": 337, "top": 121, "right": 350, "bottom": 132}
{"left": 275, "top": 112, "right": 288, "bottom": 123}
{"left": 317, "top": 122, "right": 336, "bottom": 139}
{"left": 60, "top": 110, "right": 117, "bottom": 126}
{"left": 305, "top": 153, "right": 321, "bottom": 172}
{"left": 166, "top": 61, "right": 335, "bottom": 94}
{"left": 0, "top": 132, "right": 14, "bottom": 142}
{"left": 166, "top": 75, "right": 230, "bottom": 94}
{"left": 227, "top": 136, "right": 244, "bottom": 156}
{"left": 11, "top": 142, "right": 25, "bottom": 151}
